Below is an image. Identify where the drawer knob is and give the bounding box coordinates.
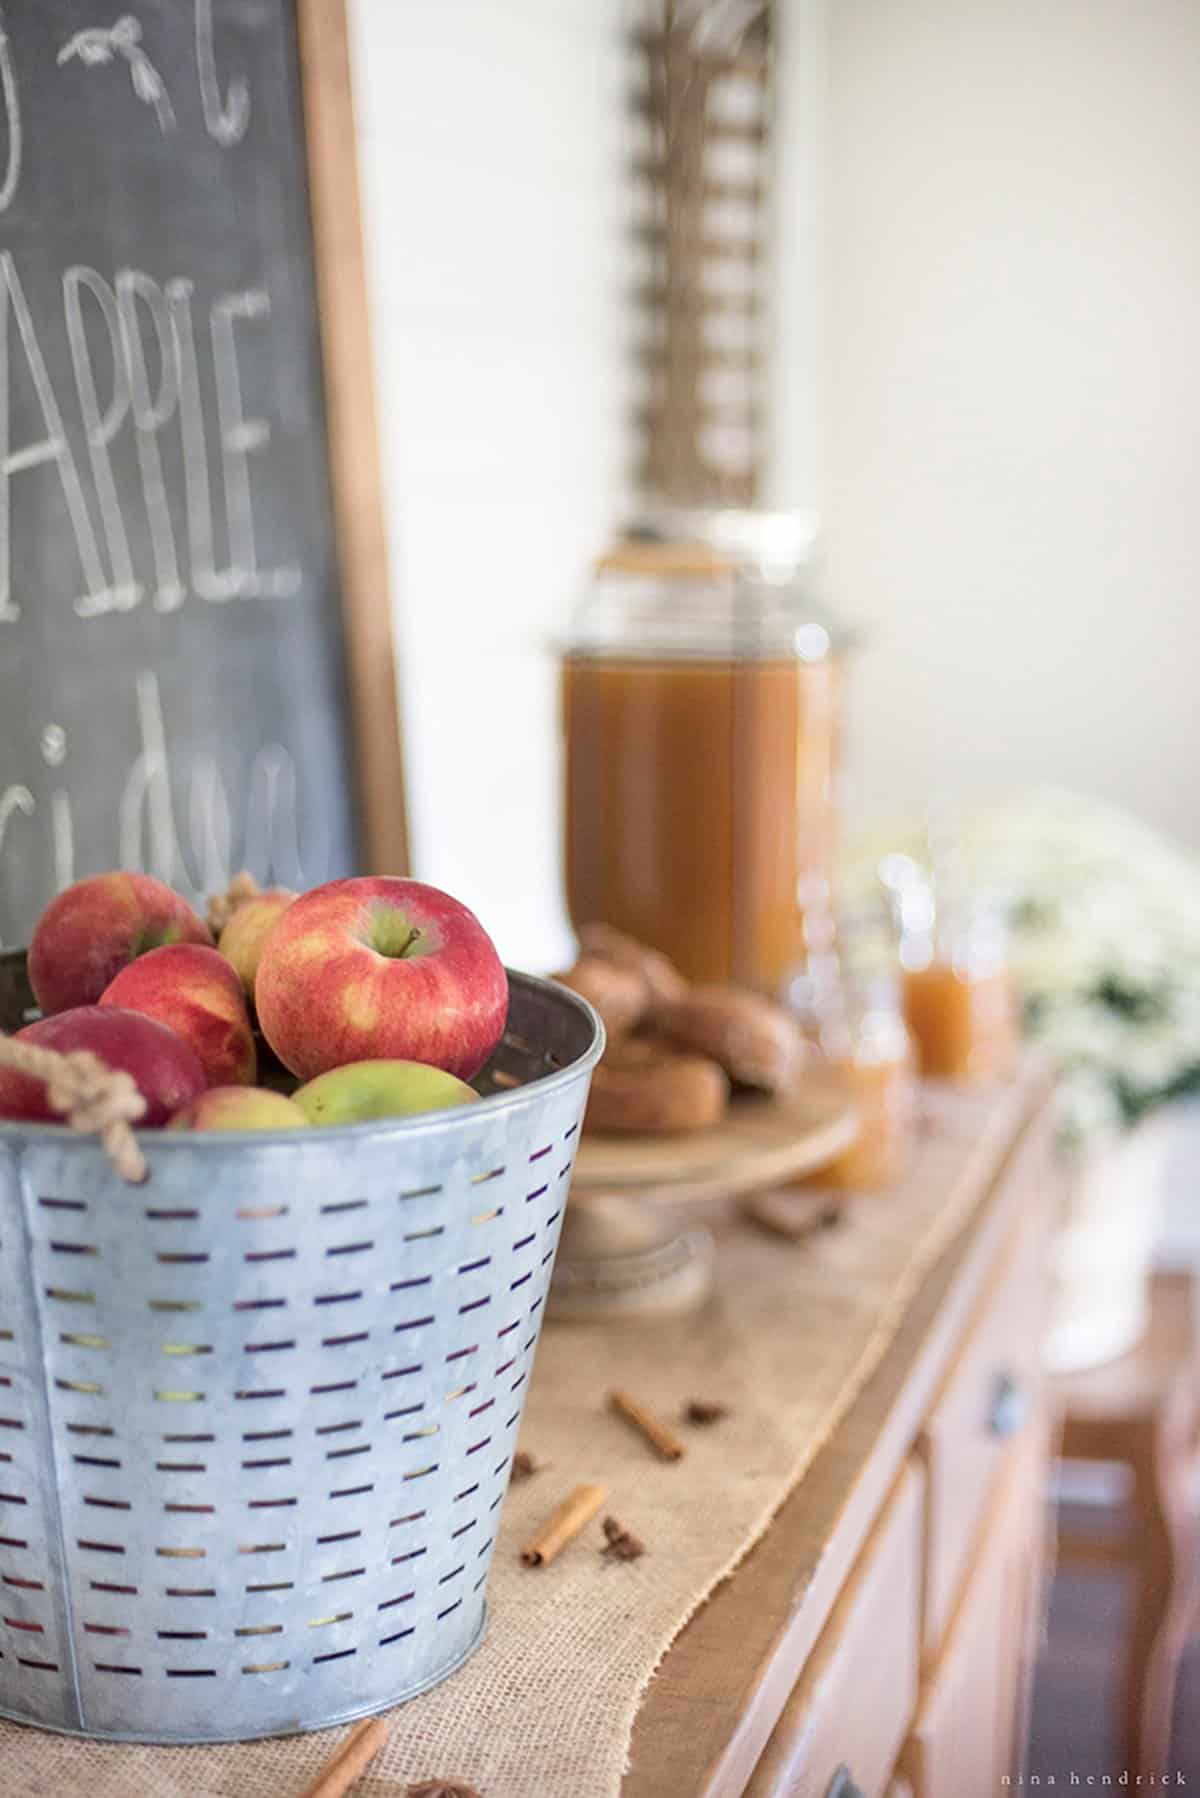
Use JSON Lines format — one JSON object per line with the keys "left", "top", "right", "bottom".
{"left": 826, "top": 1767, "right": 867, "bottom": 1798}
{"left": 988, "top": 1369, "right": 1027, "bottom": 1439}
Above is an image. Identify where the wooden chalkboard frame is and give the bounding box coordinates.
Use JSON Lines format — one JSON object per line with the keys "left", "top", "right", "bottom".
{"left": 295, "top": 0, "right": 408, "bottom": 876}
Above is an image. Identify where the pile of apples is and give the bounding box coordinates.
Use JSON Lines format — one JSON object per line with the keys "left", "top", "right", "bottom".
{"left": 0, "top": 873, "right": 510, "bottom": 1134}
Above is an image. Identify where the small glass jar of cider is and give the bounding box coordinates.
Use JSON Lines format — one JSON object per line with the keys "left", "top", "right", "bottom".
{"left": 799, "top": 972, "right": 916, "bottom": 1192}
{"left": 900, "top": 898, "right": 1018, "bottom": 1083}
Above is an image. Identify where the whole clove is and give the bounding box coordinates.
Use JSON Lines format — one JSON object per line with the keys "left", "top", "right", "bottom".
{"left": 684, "top": 1400, "right": 729, "bottom": 1426}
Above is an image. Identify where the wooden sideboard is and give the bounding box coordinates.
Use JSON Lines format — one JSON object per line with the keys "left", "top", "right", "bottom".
{"left": 624, "top": 1076, "right": 1057, "bottom": 1798}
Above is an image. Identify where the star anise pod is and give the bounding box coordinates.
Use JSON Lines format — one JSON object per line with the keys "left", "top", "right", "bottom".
{"left": 600, "top": 1515, "right": 645, "bottom": 1562}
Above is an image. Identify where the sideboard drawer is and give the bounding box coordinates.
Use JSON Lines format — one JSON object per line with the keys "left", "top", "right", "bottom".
{"left": 904, "top": 1421, "right": 1045, "bottom": 1797}
{"left": 919, "top": 1118, "right": 1050, "bottom": 1653}
{"left": 746, "top": 1460, "right": 924, "bottom": 1798}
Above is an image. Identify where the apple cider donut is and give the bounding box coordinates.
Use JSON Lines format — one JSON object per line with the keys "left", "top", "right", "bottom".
{"left": 584, "top": 1038, "right": 729, "bottom": 1135}
{"left": 651, "top": 985, "right": 805, "bottom": 1093}
{"left": 554, "top": 955, "right": 648, "bottom": 1035}
{"left": 576, "top": 922, "right": 689, "bottom": 1006}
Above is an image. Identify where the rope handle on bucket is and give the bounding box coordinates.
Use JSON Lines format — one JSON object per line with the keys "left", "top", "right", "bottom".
{"left": 0, "top": 1032, "right": 148, "bottom": 1184}
{"left": 206, "top": 868, "right": 262, "bottom": 936}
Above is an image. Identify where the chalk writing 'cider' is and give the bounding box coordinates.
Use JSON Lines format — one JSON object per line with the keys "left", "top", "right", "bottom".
{"left": 0, "top": 254, "right": 300, "bottom": 622}
{"left": 0, "top": 671, "right": 322, "bottom": 947}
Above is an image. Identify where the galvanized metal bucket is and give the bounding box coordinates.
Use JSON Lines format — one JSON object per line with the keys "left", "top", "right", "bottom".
{"left": 0, "top": 952, "right": 602, "bottom": 1743}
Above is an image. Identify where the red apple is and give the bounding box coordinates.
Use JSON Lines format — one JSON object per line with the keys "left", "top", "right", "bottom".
{"left": 100, "top": 944, "right": 256, "bottom": 1087}
{"left": 255, "top": 877, "right": 508, "bottom": 1082}
{"left": 0, "top": 1006, "right": 206, "bottom": 1127}
{"left": 28, "top": 873, "right": 211, "bottom": 1015}
{"left": 169, "top": 1087, "right": 309, "bottom": 1132}
{"left": 216, "top": 888, "right": 296, "bottom": 999}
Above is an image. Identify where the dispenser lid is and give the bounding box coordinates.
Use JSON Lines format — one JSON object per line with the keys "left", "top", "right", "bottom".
{"left": 596, "top": 509, "right": 817, "bottom": 580}
{"left": 580, "top": 508, "right": 853, "bottom": 661}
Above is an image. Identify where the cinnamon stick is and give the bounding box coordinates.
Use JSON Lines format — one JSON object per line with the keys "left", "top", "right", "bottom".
{"left": 520, "top": 1481, "right": 607, "bottom": 1567}
{"left": 299, "top": 1715, "right": 389, "bottom": 1798}
{"left": 608, "top": 1388, "right": 685, "bottom": 1462}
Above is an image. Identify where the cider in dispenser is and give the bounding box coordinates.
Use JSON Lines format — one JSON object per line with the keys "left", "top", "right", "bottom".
{"left": 562, "top": 513, "right": 850, "bottom": 995}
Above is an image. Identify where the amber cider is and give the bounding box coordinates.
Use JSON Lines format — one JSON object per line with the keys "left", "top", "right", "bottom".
{"left": 902, "top": 963, "right": 1017, "bottom": 1082}
{"left": 562, "top": 654, "right": 839, "bottom": 992}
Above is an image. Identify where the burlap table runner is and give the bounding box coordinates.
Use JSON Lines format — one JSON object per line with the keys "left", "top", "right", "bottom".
{"left": 3, "top": 1077, "right": 1034, "bottom": 1797}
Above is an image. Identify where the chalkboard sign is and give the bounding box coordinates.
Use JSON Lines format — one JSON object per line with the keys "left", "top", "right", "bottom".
{"left": 0, "top": 0, "right": 406, "bottom": 948}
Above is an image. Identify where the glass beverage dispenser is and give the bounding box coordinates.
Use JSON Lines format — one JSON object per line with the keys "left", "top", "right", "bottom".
{"left": 561, "top": 512, "right": 850, "bottom": 996}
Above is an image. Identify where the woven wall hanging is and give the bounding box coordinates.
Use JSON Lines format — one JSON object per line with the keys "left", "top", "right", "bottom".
{"left": 629, "top": 0, "right": 773, "bottom": 508}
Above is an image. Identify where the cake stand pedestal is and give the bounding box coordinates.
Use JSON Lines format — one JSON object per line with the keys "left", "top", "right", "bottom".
{"left": 550, "top": 1072, "right": 858, "bottom": 1321}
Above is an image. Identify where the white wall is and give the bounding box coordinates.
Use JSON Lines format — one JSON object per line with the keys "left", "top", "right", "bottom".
{"left": 822, "top": 0, "right": 1200, "bottom": 848}
{"left": 349, "top": 0, "right": 627, "bottom": 972}
{"left": 349, "top": 0, "right": 1200, "bottom": 973}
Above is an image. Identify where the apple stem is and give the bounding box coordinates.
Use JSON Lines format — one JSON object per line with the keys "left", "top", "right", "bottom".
{"left": 366, "top": 908, "right": 427, "bottom": 959}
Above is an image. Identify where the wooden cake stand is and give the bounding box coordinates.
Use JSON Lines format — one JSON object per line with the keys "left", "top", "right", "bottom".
{"left": 550, "top": 1072, "right": 859, "bottom": 1321}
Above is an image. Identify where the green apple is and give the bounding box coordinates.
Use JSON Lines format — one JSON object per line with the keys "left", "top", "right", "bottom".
{"left": 292, "top": 1059, "right": 480, "bottom": 1125}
